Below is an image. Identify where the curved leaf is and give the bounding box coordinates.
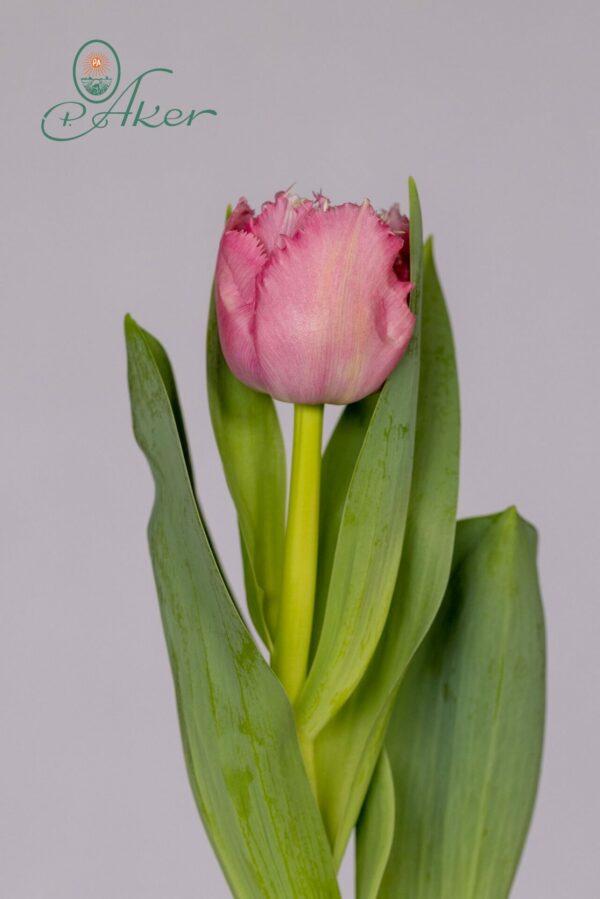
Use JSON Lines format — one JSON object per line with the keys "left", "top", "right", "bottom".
{"left": 356, "top": 751, "right": 395, "bottom": 899}
{"left": 206, "top": 288, "right": 286, "bottom": 649}
{"left": 379, "top": 509, "right": 546, "bottom": 898}
{"left": 314, "top": 233, "right": 460, "bottom": 861}
{"left": 125, "top": 316, "right": 339, "bottom": 899}
{"left": 296, "top": 178, "right": 424, "bottom": 739}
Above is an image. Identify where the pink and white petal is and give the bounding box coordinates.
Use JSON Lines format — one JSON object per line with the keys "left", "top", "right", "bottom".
{"left": 215, "top": 230, "right": 268, "bottom": 392}
{"left": 254, "top": 201, "right": 409, "bottom": 403}
{"left": 249, "top": 190, "right": 314, "bottom": 254}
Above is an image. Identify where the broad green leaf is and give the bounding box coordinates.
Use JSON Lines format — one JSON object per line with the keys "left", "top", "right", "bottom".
{"left": 356, "top": 751, "right": 395, "bottom": 899}
{"left": 379, "top": 509, "right": 546, "bottom": 899}
{"left": 296, "top": 179, "right": 424, "bottom": 739}
{"left": 314, "top": 233, "right": 460, "bottom": 862}
{"left": 125, "top": 316, "right": 340, "bottom": 899}
{"left": 207, "top": 288, "right": 286, "bottom": 649}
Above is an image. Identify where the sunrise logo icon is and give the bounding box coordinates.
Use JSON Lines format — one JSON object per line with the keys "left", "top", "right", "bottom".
{"left": 73, "top": 40, "right": 121, "bottom": 103}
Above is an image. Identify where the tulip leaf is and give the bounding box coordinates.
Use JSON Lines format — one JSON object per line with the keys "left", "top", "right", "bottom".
{"left": 296, "top": 178, "right": 424, "bottom": 739}
{"left": 379, "top": 509, "right": 546, "bottom": 899}
{"left": 313, "top": 230, "right": 460, "bottom": 862}
{"left": 206, "top": 288, "right": 286, "bottom": 649}
{"left": 310, "top": 392, "right": 379, "bottom": 660}
{"left": 133, "top": 325, "right": 197, "bottom": 490}
{"left": 355, "top": 751, "right": 395, "bottom": 899}
{"left": 125, "top": 315, "right": 340, "bottom": 899}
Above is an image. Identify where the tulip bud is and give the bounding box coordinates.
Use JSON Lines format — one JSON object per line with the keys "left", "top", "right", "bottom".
{"left": 215, "top": 189, "right": 415, "bottom": 405}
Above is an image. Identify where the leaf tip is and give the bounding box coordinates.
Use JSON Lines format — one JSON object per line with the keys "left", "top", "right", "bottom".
{"left": 496, "top": 504, "right": 539, "bottom": 553}
{"left": 423, "top": 235, "right": 435, "bottom": 268}
{"left": 124, "top": 313, "right": 140, "bottom": 339}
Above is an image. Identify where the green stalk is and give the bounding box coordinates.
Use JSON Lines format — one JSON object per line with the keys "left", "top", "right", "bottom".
{"left": 272, "top": 403, "right": 324, "bottom": 707}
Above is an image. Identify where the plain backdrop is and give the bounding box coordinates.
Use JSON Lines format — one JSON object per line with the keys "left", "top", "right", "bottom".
{"left": 1, "top": 1, "right": 599, "bottom": 896}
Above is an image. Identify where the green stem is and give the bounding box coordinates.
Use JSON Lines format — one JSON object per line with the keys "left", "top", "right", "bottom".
{"left": 272, "top": 403, "right": 324, "bottom": 707}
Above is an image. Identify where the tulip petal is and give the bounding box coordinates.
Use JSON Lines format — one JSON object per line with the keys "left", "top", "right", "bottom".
{"left": 226, "top": 197, "right": 254, "bottom": 232}
{"left": 382, "top": 202, "right": 409, "bottom": 236}
{"left": 379, "top": 282, "right": 415, "bottom": 342}
{"left": 215, "top": 229, "right": 267, "bottom": 392}
{"left": 379, "top": 204, "right": 410, "bottom": 281}
{"left": 255, "top": 201, "right": 415, "bottom": 404}
{"left": 250, "top": 190, "right": 313, "bottom": 253}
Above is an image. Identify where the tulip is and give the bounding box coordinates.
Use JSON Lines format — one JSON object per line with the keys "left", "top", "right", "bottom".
{"left": 214, "top": 188, "right": 415, "bottom": 715}
{"left": 215, "top": 189, "right": 415, "bottom": 406}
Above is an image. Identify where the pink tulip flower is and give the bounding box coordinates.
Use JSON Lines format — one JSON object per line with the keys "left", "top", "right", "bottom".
{"left": 215, "top": 189, "right": 415, "bottom": 405}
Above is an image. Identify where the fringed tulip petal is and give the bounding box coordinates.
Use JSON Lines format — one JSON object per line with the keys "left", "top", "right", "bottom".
{"left": 215, "top": 189, "right": 415, "bottom": 405}
{"left": 226, "top": 197, "right": 254, "bottom": 233}
{"left": 255, "top": 201, "right": 413, "bottom": 404}
{"left": 215, "top": 229, "right": 267, "bottom": 392}
{"left": 250, "top": 190, "right": 314, "bottom": 253}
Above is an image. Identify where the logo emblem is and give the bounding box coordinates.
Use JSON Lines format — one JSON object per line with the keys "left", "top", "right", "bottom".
{"left": 73, "top": 39, "right": 120, "bottom": 103}
{"left": 42, "top": 39, "right": 217, "bottom": 141}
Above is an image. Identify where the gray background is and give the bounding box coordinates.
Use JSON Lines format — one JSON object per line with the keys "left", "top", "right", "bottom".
{"left": 1, "top": 1, "right": 598, "bottom": 896}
